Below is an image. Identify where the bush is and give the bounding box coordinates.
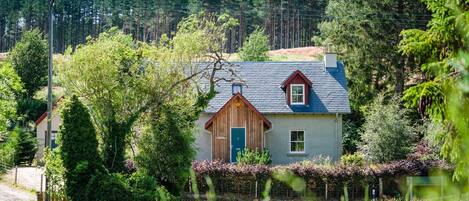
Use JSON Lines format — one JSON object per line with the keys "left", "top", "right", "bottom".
{"left": 85, "top": 171, "right": 176, "bottom": 201}
{"left": 238, "top": 28, "right": 270, "bottom": 61}
{"left": 340, "top": 153, "right": 365, "bottom": 166}
{"left": 136, "top": 106, "right": 195, "bottom": 195}
{"left": 360, "top": 95, "right": 417, "bottom": 163}
{"left": 85, "top": 172, "right": 133, "bottom": 201}
{"left": 129, "top": 171, "right": 176, "bottom": 201}
{"left": 60, "top": 95, "right": 101, "bottom": 201}
{"left": 236, "top": 148, "right": 271, "bottom": 165}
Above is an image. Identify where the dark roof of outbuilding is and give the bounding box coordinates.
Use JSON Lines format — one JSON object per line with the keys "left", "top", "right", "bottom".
{"left": 203, "top": 61, "right": 351, "bottom": 114}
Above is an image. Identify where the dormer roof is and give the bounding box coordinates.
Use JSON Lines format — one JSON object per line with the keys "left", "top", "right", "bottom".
{"left": 281, "top": 70, "right": 312, "bottom": 89}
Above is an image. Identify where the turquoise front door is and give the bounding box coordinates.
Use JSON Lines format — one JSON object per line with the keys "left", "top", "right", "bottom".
{"left": 231, "top": 128, "right": 246, "bottom": 163}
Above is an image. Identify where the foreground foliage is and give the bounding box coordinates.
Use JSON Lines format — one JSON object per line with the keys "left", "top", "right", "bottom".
{"left": 399, "top": 0, "right": 469, "bottom": 180}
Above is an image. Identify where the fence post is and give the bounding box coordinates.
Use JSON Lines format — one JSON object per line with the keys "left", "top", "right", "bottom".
{"left": 255, "top": 179, "right": 258, "bottom": 198}
{"left": 379, "top": 178, "right": 383, "bottom": 200}
{"left": 14, "top": 165, "right": 18, "bottom": 185}
{"left": 40, "top": 174, "right": 44, "bottom": 193}
{"left": 325, "top": 182, "right": 328, "bottom": 200}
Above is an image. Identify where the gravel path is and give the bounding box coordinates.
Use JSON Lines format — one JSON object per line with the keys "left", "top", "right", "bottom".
{"left": 0, "top": 182, "right": 35, "bottom": 201}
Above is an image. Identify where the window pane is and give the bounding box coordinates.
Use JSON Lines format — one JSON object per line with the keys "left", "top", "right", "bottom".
{"left": 291, "top": 131, "right": 297, "bottom": 141}
{"left": 297, "top": 131, "right": 304, "bottom": 141}
{"left": 292, "top": 94, "right": 303, "bottom": 103}
{"left": 291, "top": 142, "right": 297, "bottom": 152}
{"left": 292, "top": 86, "right": 303, "bottom": 94}
{"left": 297, "top": 142, "right": 304, "bottom": 152}
{"left": 291, "top": 142, "right": 305, "bottom": 152}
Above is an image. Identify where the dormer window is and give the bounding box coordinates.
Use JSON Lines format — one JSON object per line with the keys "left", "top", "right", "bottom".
{"left": 232, "top": 83, "right": 243, "bottom": 95}
{"left": 282, "top": 70, "right": 312, "bottom": 106}
{"left": 290, "top": 84, "right": 305, "bottom": 105}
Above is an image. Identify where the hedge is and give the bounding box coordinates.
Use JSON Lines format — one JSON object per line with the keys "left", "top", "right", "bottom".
{"left": 189, "top": 159, "right": 452, "bottom": 200}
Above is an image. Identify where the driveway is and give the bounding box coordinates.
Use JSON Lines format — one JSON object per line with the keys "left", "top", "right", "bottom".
{"left": 0, "top": 166, "right": 43, "bottom": 201}
{"left": 0, "top": 182, "right": 35, "bottom": 201}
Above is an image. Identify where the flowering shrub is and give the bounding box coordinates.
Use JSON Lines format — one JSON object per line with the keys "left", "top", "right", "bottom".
{"left": 190, "top": 159, "right": 452, "bottom": 199}
{"left": 236, "top": 148, "right": 271, "bottom": 165}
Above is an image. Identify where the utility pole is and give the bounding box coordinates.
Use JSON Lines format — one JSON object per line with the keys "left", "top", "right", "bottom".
{"left": 46, "top": 0, "right": 54, "bottom": 201}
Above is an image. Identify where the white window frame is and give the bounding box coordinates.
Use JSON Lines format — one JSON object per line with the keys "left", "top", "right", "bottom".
{"left": 289, "top": 130, "right": 305, "bottom": 153}
{"left": 290, "top": 84, "right": 305, "bottom": 105}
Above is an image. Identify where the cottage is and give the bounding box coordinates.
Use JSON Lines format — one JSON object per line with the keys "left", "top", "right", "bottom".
{"left": 195, "top": 53, "right": 350, "bottom": 164}
{"left": 35, "top": 53, "right": 350, "bottom": 164}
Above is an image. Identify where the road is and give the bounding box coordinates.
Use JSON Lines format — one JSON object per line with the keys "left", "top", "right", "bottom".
{"left": 0, "top": 182, "right": 35, "bottom": 201}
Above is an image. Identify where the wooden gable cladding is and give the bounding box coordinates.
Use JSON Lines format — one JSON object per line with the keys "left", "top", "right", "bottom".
{"left": 205, "top": 93, "right": 271, "bottom": 162}
{"left": 282, "top": 70, "right": 312, "bottom": 105}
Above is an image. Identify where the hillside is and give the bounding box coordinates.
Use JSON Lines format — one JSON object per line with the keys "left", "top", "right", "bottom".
{"left": 226, "top": 46, "right": 324, "bottom": 62}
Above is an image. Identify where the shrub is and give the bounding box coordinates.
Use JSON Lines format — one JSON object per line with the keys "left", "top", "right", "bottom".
{"left": 360, "top": 95, "right": 417, "bottom": 163}
{"left": 85, "top": 171, "right": 176, "bottom": 201}
{"left": 239, "top": 28, "right": 270, "bottom": 61}
{"left": 129, "top": 171, "right": 176, "bottom": 201}
{"left": 60, "top": 95, "right": 101, "bottom": 201}
{"left": 136, "top": 106, "right": 195, "bottom": 195}
{"left": 15, "top": 128, "right": 37, "bottom": 165}
{"left": 340, "top": 153, "right": 365, "bottom": 166}
{"left": 236, "top": 148, "right": 272, "bottom": 165}
{"left": 85, "top": 172, "right": 133, "bottom": 201}
{"left": 44, "top": 148, "right": 66, "bottom": 200}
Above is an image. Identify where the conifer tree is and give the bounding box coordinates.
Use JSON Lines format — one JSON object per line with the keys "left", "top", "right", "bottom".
{"left": 60, "top": 95, "right": 101, "bottom": 201}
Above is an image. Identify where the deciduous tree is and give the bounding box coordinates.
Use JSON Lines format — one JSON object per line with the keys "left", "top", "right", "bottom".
{"left": 359, "top": 95, "right": 417, "bottom": 163}
{"left": 9, "top": 29, "right": 47, "bottom": 98}
{"left": 58, "top": 14, "right": 238, "bottom": 173}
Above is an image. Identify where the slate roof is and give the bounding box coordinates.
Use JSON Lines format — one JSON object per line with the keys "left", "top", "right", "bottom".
{"left": 203, "top": 61, "right": 351, "bottom": 114}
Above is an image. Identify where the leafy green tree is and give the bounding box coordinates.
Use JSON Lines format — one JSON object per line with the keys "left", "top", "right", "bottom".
{"left": 60, "top": 95, "right": 101, "bottom": 201}
{"left": 58, "top": 14, "right": 238, "bottom": 173}
{"left": 359, "top": 95, "right": 417, "bottom": 163}
{"left": 239, "top": 28, "right": 270, "bottom": 61}
{"left": 9, "top": 29, "right": 47, "bottom": 98}
{"left": 0, "top": 62, "right": 22, "bottom": 133}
